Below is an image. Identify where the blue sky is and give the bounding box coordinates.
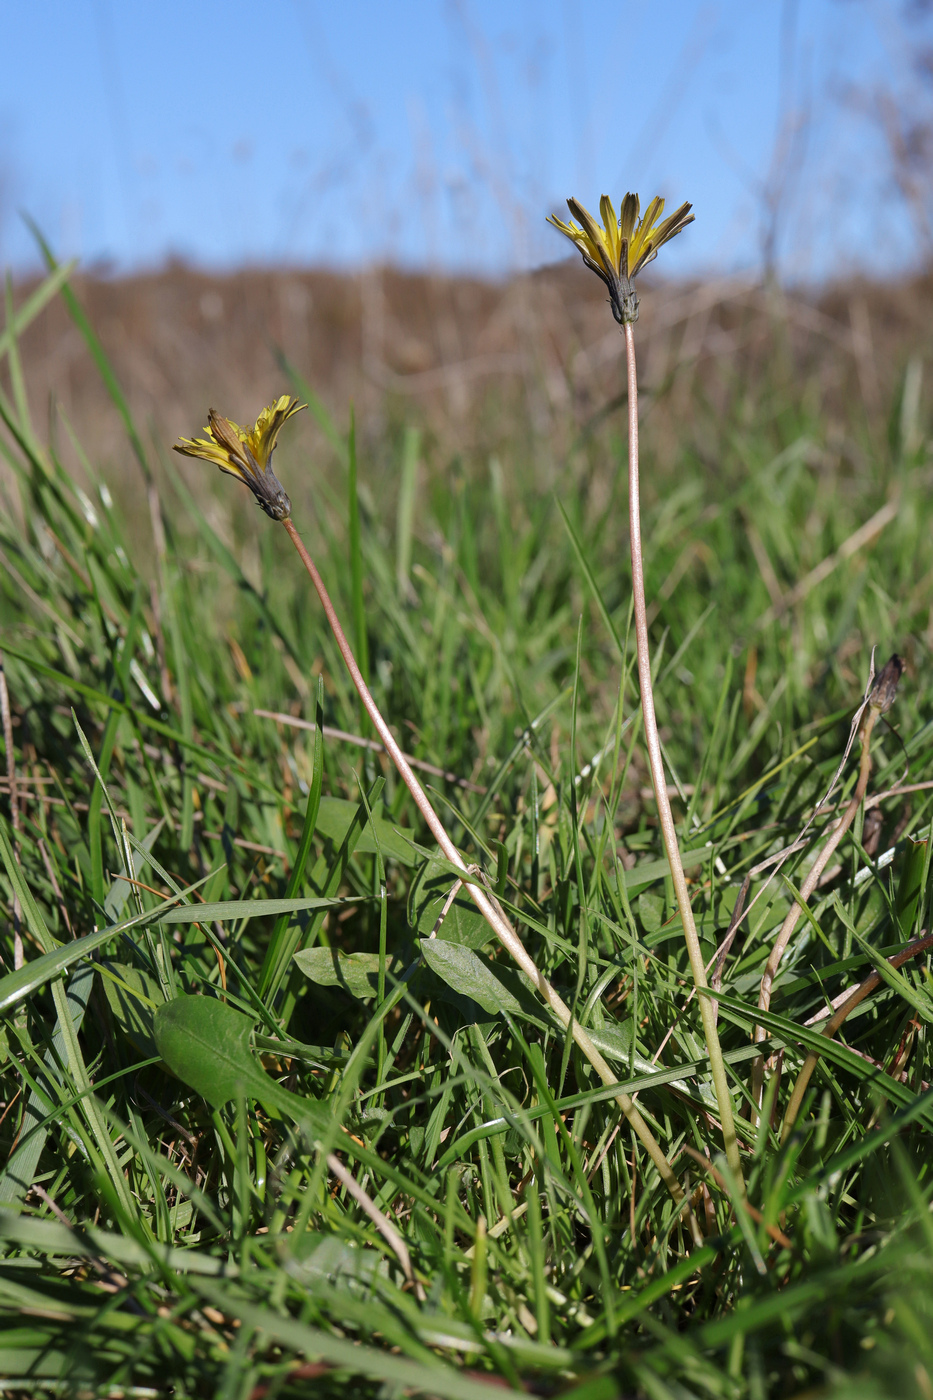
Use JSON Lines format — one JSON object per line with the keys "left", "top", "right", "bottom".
{"left": 0, "top": 0, "right": 923, "bottom": 282}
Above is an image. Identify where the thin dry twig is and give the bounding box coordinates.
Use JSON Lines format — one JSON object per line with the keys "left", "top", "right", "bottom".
{"left": 719, "top": 650, "right": 885, "bottom": 1009}
{"left": 781, "top": 928, "right": 933, "bottom": 1140}
{"left": 752, "top": 656, "right": 904, "bottom": 1110}
{"left": 326, "top": 1151, "right": 424, "bottom": 1299}
{"left": 253, "top": 709, "right": 486, "bottom": 792}
{"left": 681, "top": 1146, "right": 793, "bottom": 1252}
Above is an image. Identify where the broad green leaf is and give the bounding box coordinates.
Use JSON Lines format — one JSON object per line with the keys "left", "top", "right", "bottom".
{"left": 418, "top": 940, "right": 700, "bottom": 1101}
{"left": 419, "top": 938, "right": 549, "bottom": 1026}
{"left": 584, "top": 1022, "right": 634, "bottom": 1062}
{"left": 637, "top": 890, "right": 665, "bottom": 934}
{"left": 293, "top": 947, "right": 405, "bottom": 1000}
{"left": 153, "top": 995, "right": 326, "bottom": 1134}
{"left": 287, "top": 1231, "right": 383, "bottom": 1287}
{"left": 315, "top": 796, "right": 415, "bottom": 865}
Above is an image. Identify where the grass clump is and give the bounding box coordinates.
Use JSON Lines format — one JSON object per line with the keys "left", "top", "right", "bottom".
{"left": 0, "top": 214, "right": 931, "bottom": 1400}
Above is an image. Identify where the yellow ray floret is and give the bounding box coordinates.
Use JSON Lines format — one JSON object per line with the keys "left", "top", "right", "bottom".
{"left": 174, "top": 395, "right": 305, "bottom": 521}
{"left": 547, "top": 192, "right": 693, "bottom": 324}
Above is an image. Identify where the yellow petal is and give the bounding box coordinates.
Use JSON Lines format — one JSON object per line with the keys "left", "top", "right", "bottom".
{"left": 654, "top": 202, "right": 694, "bottom": 247}
{"left": 566, "top": 198, "right": 616, "bottom": 280}
{"left": 546, "top": 213, "right": 579, "bottom": 238}
{"left": 599, "top": 194, "right": 619, "bottom": 263}
{"left": 247, "top": 396, "right": 306, "bottom": 469}
{"left": 173, "top": 435, "right": 236, "bottom": 472}
{"left": 619, "top": 193, "right": 640, "bottom": 246}
{"left": 641, "top": 196, "right": 665, "bottom": 234}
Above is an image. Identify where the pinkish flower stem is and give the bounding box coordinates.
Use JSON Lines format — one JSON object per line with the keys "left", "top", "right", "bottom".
{"left": 624, "top": 323, "right": 744, "bottom": 1191}
{"left": 281, "top": 515, "right": 700, "bottom": 1234}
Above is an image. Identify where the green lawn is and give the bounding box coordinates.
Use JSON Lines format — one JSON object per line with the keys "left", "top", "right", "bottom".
{"left": 0, "top": 257, "right": 932, "bottom": 1398}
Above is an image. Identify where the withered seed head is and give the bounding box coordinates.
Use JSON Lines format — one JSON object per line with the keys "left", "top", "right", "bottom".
{"left": 869, "top": 654, "right": 904, "bottom": 713}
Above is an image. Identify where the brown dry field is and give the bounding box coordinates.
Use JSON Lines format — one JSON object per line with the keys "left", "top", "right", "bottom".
{"left": 5, "top": 259, "right": 933, "bottom": 514}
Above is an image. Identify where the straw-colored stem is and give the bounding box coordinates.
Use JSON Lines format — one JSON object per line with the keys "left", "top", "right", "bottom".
{"left": 623, "top": 323, "right": 743, "bottom": 1190}
{"left": 281, "top": 516, "right": 698, "bottom": 1233}
{"left": 750, "top": 708, "right": 880, "bottom": 1110}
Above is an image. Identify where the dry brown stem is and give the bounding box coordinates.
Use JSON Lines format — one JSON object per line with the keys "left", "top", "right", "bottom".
{"left": 781, "top": 929, "right": 933, "bottom": 1140}
{"left": 751, "top": 655, "right": 904, "bottom": 1111}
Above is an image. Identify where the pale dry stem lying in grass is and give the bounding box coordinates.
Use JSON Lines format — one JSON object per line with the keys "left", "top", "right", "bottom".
{"left": 750, "top": 654, "right": 905, "bottom": 1113}
{"left": 780, "top": 927, "right": 933, "bottom": 1140}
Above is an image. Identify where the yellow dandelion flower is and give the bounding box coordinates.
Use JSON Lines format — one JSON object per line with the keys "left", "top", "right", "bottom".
{"left": 547, "top": 192, "right": 693, "bottom": 324}
{"left": 174, "top": 395, "right": 306, "bottom": 521}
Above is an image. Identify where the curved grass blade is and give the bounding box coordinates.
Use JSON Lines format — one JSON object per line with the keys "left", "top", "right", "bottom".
{"left": 259, "top": 678, "right": 325, "bottom": 999}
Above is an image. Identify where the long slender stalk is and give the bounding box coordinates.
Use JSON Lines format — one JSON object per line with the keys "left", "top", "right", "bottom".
{"left": 623, "top": 323, "right": 744, "bottom": 1190}
{"left": 281, "top": 516, "right": 699, "bottom": 1234}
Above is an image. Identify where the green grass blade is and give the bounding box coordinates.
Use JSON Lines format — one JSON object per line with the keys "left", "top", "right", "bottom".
{"left": 348, "top": 407, "right": 370, "bottom": 704}
{"left": 259, "top": 680, "right": 326, "bottom": 998}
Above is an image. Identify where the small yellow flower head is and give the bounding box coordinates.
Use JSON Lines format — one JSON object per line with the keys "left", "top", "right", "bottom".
{"left": 547, "top": 193, "right": 694, "bottom": 325}
{"left": 173, "top": 396, "right": 306, "bottom": 521}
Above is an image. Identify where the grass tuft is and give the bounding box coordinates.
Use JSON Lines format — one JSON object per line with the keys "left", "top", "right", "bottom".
{"left": 0, "top": 255, "right": 932, "bottom": 1397}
